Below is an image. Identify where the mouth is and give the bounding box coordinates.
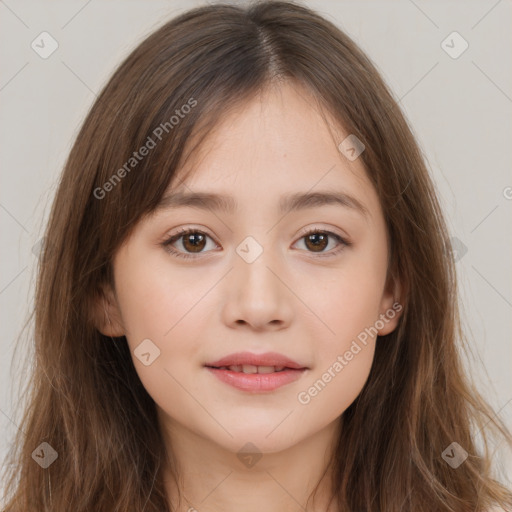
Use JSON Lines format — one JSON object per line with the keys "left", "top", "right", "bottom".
{"left": 204, "top": 352, "right": 308, "bottom": 392}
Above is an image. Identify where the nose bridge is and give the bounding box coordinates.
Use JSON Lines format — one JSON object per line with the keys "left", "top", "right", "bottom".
{"left": 234, "top": 233, "right": 281, "bottom": 300}
{"left": 222, "top": 233, "right": 292, "bottom": 329}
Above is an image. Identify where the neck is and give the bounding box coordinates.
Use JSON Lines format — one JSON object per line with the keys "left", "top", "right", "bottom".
{"left": 159, "top": 417, "right": 341, "bottom": 512}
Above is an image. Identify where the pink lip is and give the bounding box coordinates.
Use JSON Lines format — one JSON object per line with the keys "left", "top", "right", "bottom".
{"left": 206, "top": 351, "right": 306, "bottom": 369}
{"left": 206, "top": 367, "right": 306, "bottom": 392}
{"left": 204, "top": 351, "right": 308, "bottom": 392}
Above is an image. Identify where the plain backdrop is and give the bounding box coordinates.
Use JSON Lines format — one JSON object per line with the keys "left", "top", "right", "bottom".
{"left": 1, "top": 0, "right": 511, "bottom": 487}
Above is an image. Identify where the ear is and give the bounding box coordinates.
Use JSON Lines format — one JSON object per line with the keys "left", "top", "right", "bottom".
{"left": 376, "top": 273, "right": 404, "bottom": 336}
{"left": 92, "top": 283, "right": 125, "bottom": 337}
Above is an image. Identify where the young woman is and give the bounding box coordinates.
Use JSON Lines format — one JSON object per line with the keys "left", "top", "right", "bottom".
{"left": 2, "top": 1, "right": 511, "bottom": 511}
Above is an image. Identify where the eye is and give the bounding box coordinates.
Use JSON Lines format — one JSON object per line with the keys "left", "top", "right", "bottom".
{"left": 162, "top": 228, "right": 218, "bottom": 260}
{"left": 293, "top": 228, "right": 350, "bottom": 257}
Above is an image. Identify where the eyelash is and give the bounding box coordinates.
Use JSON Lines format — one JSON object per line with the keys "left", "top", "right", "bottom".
{"left": 162, "top": 227, "right": 351, "bottom": 260}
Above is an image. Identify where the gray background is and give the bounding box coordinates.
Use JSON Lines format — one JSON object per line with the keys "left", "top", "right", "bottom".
{"left": 1, "top": 0, "right": 511, "bottom": 488}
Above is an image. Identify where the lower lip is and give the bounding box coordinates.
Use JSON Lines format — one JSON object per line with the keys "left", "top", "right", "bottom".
{"left": 206, "top": 367, "right": 306, "bottom": 392}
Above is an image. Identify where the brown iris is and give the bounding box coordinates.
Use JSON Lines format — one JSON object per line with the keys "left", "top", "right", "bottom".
{"left": 182, "top": 232, "right": 207, "bottom": 253}
{"left": 304, "top": 232, "right": 328, "bottom": 252}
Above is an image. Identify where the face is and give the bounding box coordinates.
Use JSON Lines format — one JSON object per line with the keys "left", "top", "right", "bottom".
{"left": 97, "top": 81, "right": 401, "bottom": 455}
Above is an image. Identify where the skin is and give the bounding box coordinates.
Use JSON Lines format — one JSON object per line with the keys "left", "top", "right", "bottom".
{"left": 96, "top": 80, "right": 402, "bottom": 512}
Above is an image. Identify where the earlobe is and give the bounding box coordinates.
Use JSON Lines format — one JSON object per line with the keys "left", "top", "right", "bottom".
{"left": 377, "top": 276, "right": 404, "bottom": 336}
{"left": 92, "top": 283, "right": 125, "bottom": 337}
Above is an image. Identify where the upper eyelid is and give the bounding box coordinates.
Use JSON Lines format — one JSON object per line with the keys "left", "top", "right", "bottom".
{"left": 170, "top": 227, "right": 219, "bottom": 245}
{"left": 166, "top": 225, "right": 347, "bottom": 241}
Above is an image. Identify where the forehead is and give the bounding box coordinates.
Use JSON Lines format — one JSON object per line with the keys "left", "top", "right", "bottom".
{"left": 165, "top": 81, "right": 380, "bottom": 219}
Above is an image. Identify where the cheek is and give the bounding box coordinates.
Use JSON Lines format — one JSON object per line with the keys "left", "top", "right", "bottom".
{"left": 112, "top": 250, "right": 213, "bottom": 398}
{"left": 114, "top": 247, "right": 213, "bottom": 345}
{"left": 299, "top": 251, "right": 386, "bottom": 348}
{"left": 295, "top": 340, "right": 376, "bottom": 426}
{"left": 296, "top": 269, "right": 383, "bottom": 413}
{"left": 292, "top": 251, "right": 384, "bottom": 417}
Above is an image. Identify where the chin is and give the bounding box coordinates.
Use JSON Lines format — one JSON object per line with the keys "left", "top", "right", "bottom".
{"left": 212, "top": 424, "right": 304, "bottom": 455}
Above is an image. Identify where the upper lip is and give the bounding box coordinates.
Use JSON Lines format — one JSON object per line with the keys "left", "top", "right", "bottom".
{"left": 205, "top": 351, "right": 307, "bottom": 369}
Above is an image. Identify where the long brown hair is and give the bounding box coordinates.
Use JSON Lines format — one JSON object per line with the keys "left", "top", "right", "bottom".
{"left": 2, "top": 1, "right": 511, "bottom": 510}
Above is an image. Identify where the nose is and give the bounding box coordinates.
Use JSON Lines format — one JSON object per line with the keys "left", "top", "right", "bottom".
{"left": 220, "top": 245, "right": 294, "bottom": 332}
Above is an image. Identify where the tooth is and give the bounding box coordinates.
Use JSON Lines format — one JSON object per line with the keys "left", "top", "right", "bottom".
{"left": 257, "top": 366, "right": 275, "bottom": 374}
{"left": 274, "top": 366, "right": 285, "bottom": 372}
{"left": 228, "top": 365, "right": 242, "bottom": 372}
{"left": 241, "top": 364, "right": 258, "bottom": 374}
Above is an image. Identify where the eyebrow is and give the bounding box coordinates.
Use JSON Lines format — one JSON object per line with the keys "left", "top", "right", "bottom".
{"left": 155, "top": 190, "right": 370, "bottom": 219}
